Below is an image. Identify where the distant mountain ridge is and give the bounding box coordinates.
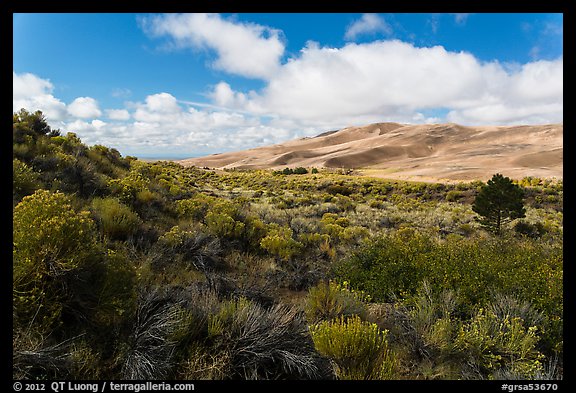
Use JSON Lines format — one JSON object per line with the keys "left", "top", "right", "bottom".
{"left": 178, "top": 122, "right": 563, "bottom": 182}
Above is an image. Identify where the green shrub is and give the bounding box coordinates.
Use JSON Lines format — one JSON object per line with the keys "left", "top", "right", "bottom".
{"left": 320, "top": 213, "right": 367, "bottom": 243}
{"left": 13, "top": 159, "right": 39, "bottom": 201}
{"left": 335, "top": 231, "right": 432, "bottom": 302}
{"left": 205, "top": 211, "right": 246, "bottom": 239}
{"left": 404, "top": 283, "right": 459, "bottom": 352}
{"left": 177, "top": 194, "right": 266, "bottom": 251}
{"left": 136, "top": 189, "right": 158, "bottom": 204}
{"left": 340, "top": 226, "right": 369, "bottom": 243}
{"left": 381, "top": 282, "right": 462, "bottom": 380}
{"left": 454, "top": 308, "right": 544, "bottom": 378}
{"left": 336, "top": 233, "right": 562, "bottom": 324}
{"left": 13, "top": 142, "right": 32, "bottom": 160}
{"left": 176, "top": 193, "right": 215, "bottom": 220}
{"left": 457, "top": 223, "right": 475, "bottom": 237}
{"left": 334, "top": 195, "right": 356, "bottom": 211}
{"left": 13, "top": 190, "right": 98, "bottom": 331}
{"left": 305, "top": 281, "right": 368, "bottom": 324}
{"left": 92, "top": 248, "right": 137, "bottom": 329}
{"left": 326, "top": 184, "right": 353, "bottom": 196}
{"left": 310, "top": 315, "right": 396, "bottom": 379}
{"left": 260, "top": 224, "right": 303, "bottom": 260}
{"left": 12, "top": 189, "right": 97, "bottom": 276}
{"left": 487, "top": 293, "right": 544, "bottom": 329}
{"left": 513, "top": 220, "right": 546, "bottom": 238}
{"left": 445, "top": 190, "right": 464, "bottom": 202}
{"left": 107, "top": 167, "right": 151, "bottom": 205}
{"left": 55, "top": 153, "right": 107, "bottom": 198}
{"left": 386, "top": 284, "right": 548, "bottom": 379}
{"left": 90, "top": 197, "right": 142, "bottom": 240}
{"left": 87, "top": 144, "right": 130, "bottom": 176}
{"left": 321, "top": 212, "right": 349, "bottom": 227}
{"left": 13, "top": 109, "right": 53, "bottom": 142}
{"left": 155, "top": 225, "right": 222, "bottom": 272}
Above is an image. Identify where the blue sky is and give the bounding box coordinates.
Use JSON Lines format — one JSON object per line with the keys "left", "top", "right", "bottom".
{"left": 13, "top": 13, "right": 563, "bottom": 158}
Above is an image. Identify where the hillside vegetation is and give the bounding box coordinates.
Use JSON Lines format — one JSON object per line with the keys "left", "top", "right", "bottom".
{"left": 13, "top": 110, "right": 563, "bottom": 380}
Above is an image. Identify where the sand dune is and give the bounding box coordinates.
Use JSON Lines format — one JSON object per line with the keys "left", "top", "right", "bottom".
{"left": 178, "top": 122, "right": 563, "bottom": 182}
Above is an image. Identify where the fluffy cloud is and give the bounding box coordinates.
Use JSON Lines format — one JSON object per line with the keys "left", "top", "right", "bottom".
{"left": 106, "top": 109, "right": 131, "bottom": 121}
{"left": 345, "top": 13, "right": 393, "bottom": 40}
{"left": 141, "top": 13, "right": 285, "bottom": 80}
{"left": 506, "top": 58, "right": 563, "bottom": 103}
{"left": 446, "top": 59, "right": 563, "bottom": 125}
{"left": 99, "top": 92, "right": 292, "bottom": 156}
{"left": 258, "top": 41, "right": 487, "bottom": 118}
{"left": 13, "top": 71, "right": 108, "bottom": 132}
{"left": 66, "top": 119, "right": 107, "bottom": 133}
{"left": 134, "top": 92, "right": 181, "bottom": 119}
{"left": 210, "top": 81, "right": 249, "bottom": 108}
{"left": 13, "top": 71, "right": 53, "bottom": 99}
{"left": 214, "top": 40, "right": 562, "bottom": 127}
{"left": 13, "top": 71, "right": 68, "bottom": 121}
{"left": 68, "top": 97, "right": 102, "bottom": 118}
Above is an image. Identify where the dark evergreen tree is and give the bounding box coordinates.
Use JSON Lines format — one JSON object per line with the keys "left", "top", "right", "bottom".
{"left": 13, "top": 109, "right": 53, "bottom": 143}
{"left": 472, "top": 173, "right": 526, "bottom": 235}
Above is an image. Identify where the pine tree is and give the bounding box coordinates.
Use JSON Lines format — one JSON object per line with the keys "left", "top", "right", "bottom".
{"left": 472, "top": 173, "right": 526, "bottom": 235}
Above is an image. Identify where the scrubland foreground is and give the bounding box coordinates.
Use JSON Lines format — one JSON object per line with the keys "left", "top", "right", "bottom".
{"left": 13, "top": 110, "right": 563, "bottom": 380}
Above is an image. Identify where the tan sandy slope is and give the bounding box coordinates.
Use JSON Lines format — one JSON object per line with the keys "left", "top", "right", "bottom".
{"left": 178, "top": 122, "right": 563, "bottom": 182}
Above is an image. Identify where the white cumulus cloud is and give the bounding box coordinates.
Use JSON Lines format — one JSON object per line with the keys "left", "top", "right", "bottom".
{"left": 210, "top": 81, "right": 248, "bottom": 108}
{"left": 140, "top": 13, "right": 285, "bottom": 80}
{"left": 13, "top": 71, "right": 68, "bottom": 121}
{"left": 213, "top": 40, "right": 563, "bottom": 127}
{"left": 106, "top": 109, "right": 131, "bottom": 121}
{"left": 144, "top": 92, "right": 181, "bottom": 113}
{"left": 68, "top": 97, "right": 102, "bottom": 118}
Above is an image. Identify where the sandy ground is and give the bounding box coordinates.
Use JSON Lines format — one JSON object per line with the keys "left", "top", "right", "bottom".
{"left": 178, "top": 122, "right": 563, "bottom": 183}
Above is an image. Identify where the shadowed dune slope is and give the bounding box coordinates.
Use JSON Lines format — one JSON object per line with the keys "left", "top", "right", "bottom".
{"left": 178, "top": 122, "right": 563, "bottom": 182}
